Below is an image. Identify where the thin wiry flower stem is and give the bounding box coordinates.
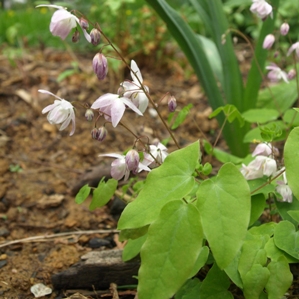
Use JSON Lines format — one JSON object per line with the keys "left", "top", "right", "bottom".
{"left": 92, "top": 23, "right": 180, "bottom": 149}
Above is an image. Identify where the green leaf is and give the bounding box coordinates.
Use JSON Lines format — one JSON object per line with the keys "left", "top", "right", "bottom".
{"left": 89, "top": 179, "right": 118, "bottom": 211}
{"left": 275, "top": 197, "right": 299, "bottom": 226}
{"left": 249, "top": 223, "right": 276, "bottom": 237}
{"left": 224, "top": 251, "right": 243, "bottom": 288}
{"left": 283, "top": 109, "right": 299, "bottom": 126}
{"left": 257, "top": 80, "right": 297, "bottom": 113}
{"left": 75, "top": 184, "right": 91, "bottom": 204}
{"left": 122, "top": 234, "right": 147, "bottom": 262}
{"left": 118, "top": 141, "right": 200, "bottom": 229}
{"left": 274, "top": 220, "right": 299, "bottom": 259}
{"left": 249, "top": 194, "right": 266, "bottom": 226}
{"left": 265, "top": 238, "right": 299, "bottom": 264}
{"left": 119, "top": 226, "right": 149, "bottom": 241}
{"left": 238, "top": 235, "right": 268, "bottom": 281}
{"left": 243, "top": 121, "right": 286, "bottom": 143}
{"left": 284, "top": 127, "right": 299, "bottom": 200}
{"left": 209, "top": 104, "right": 244, "bottom": 126}
{"left": 288, "top": 211, "right": 299, "bottom": 223}
{"left": 242, "top": 109, "right": 279, "bottom": 124}
{"left": 175, "top": 278, "right": 201, "bottom": 299}
{"left": 199, "top": 263, "right": 233, "bottom": 299}
{"left": 212, "top": 147, "right": 243, "bottom": 164}
{"left": 265, "top": 257, "right": 293, "bottom": 299}
{"left": 138, "top": 200, "right": 203, "bottom": 299}
{"left": 243, "top": 264, "right": 270, "bottom": 299}
{"left": 171, "top": 104, "right": 193, "bottom": 130}
{"left": 188, "top": 246, "right": 209, "bottom": 278}
{"left": 247, "top": 178, "right": 276, "bottom": 196}
{"left": 196, "top": 163, "right": 251, "bottom": 269}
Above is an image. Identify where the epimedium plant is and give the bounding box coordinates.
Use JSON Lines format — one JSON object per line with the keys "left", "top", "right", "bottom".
{"left": 36, "top": 0, "right": 299, "bottom": 298}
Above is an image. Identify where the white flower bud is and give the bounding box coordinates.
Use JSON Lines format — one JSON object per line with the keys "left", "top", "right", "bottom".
{"left": 263, "top": 34, "right": 275, "bottom": 49}
{"left": 280, "top": 23, "right": 290, "bottom": 36}
{"left": 92, "top": 53, "right": 108, "bottom": 80}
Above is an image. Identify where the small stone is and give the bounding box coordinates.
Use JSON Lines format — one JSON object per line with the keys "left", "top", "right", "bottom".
{"left": 0, "top": 254, "right": 7, "bottom": 260}
{"left": 30, "top": 283, "right": 52, "bottom": 298}
{"left": 0, "top": 260, "right": 7, "bottom": 268}
{"left": 88, "top": 238, "right": 111, "bottom": 249}
{"left": 0, "top": 227, "right": 10, "bottom": 237}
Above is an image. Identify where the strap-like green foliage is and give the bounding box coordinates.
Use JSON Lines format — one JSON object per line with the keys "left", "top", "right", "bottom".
{"left": 284, "top": 126, "right": 299, "bottom": 199}
{"left": 118, "top": 141, "right": 200, "bottom": 230}
{"left": 196, "top": 163, "right": 251, "bottom": 269}
{"left": 138, "top": 200, "right": 203, "bottom": 299}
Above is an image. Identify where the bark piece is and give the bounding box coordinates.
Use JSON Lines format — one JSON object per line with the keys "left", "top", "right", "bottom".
{"left": 51, "top": 249, "right": 139, "bottom": 290}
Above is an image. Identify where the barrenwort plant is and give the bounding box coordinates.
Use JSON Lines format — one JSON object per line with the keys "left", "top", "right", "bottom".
{"left": 36, "top": 1, "right": 299, "bottom": 298}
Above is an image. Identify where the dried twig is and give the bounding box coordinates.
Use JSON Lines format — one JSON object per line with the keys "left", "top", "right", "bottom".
{"left": 0, "top": 229, "right": 119, "bottom": 249}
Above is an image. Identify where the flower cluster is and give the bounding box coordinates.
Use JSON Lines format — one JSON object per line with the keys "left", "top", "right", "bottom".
{"left": 37, "top": 5, "right": 172, "bottom": 182}
{"left": 101, "top": 141, "right": 168, "bottom": 181}
{"left": 256, "top": 1, "right": 298, "bottom": 83}
{"left": 240, "top": 143, "right": 292, "bottom": 202}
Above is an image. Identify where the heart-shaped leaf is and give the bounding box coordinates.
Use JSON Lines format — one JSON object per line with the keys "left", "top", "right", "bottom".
{"left": 274, "top": 220, "right": 299, "bottom": 259}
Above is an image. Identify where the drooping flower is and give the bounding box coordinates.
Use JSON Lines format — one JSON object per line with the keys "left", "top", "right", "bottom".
{"left": 125, "top": 149, "right": 140, "bottom": 172}
{"left": 266, "top": 65, "right": 289, "bottom": 83}
{"left": 90, "top": 28, "right": 101, "bottom": 46}
{"left": 142, "top": 141, "right": 169, "bottom": 168}
{"left": 100, "top": 153, "right": 150, "bottom": 181}
{"left": 250, "top": 0, "right": 273, "bottom": 20}
{"left": 276, "top": 170, "right": 293, "bottom": 203}
{"left": 39, "top": 89, "right": 76, "bottom": 136}
{"left": 93, "top": 53, "right": 108, "bottom": 80}
{"left": 240, "top": 156, "right": 277, "bottom": 180}
{"left": 263, "top": 34, "right": 275, "bottom": 49}
{"left": 91, "top": 93, "right": 143, "bottom": 127}
{"left": 252, "top": 142, "right": 278, "bottom": 157}
{"left": 120, "top": 60, "right": 149, "bottom": 113}
{"left": 287, "top": 42, "right": 299, "bottom": 58}
{"left": 36, "top": 5, "right": 91, "bottom": 43}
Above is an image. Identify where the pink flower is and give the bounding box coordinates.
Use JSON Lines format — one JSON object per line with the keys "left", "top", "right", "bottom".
{"left": 91, "top": 93, "right": 143, "bottom": 127}
{"left": 276, "top": 170, "right": 292, "bottom": 203}
{"left": 100, "top": 153, "right": 150, "bottom": 181}
{"left": 266, "top": 65, "right": 289, "bottom": 83}
{"left": 252, "top": 142, "right": 278, "bottom": 157}
{"left": 39, "top": 89, "right": 76, "bottom": 136}
{"left": 250, "top": 0, "right": 272, "bottom": 20}
{"left": 142, "top": 142, "right": 169, "bottom": 168}
{"left": 240, "top": 156, "right": 277, "bottom": 180}
{"left": 263, "top": 34, "right": 275, "bottom": 49}
{"left": 120, "top": 60, "right": 149, "bottom": 113}
{"left": 280, "top": 23, "right": 290, "bottom": 36}
{"left": 93, "top": 53, "right": 108, "bottom": 80}
{"left": 287, "top": 42, "right": 299, "bottom": 57}
{"left": 36, "top": 5, "right": 91, "bottom": 42}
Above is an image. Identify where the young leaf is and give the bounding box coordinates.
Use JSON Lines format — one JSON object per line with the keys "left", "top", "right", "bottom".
{"left": 118, "top": 141, "right": 200, "bottom": 230}
{"left": 242, "top": 108, "right": 279, "bottom": 124}
{"left": 284, "top": 127, "right": 299, "bottom": 200}
{"left": 122, "top": 234, "right": 147, "bottom": 262}
{"left": 275, "top": 196, "right": 299, "bottom": 226}
{"left": 171, "top": 104, "right": 193, "bottom": 130}
{"left": 265, "top": 257, "right": 293, "bottom": 299}
{"left": 199, "top": 263, "right": 233, "bottom": 299}
{"left": 265, "top": 238, "right": 299, "bottom": 264}
{"left": 89, "top": 178, "right": 118, "bottom": 211}
{"left": 75, "top": 184, "right": 91, "bottom": 204}
{"left": 196, "top": 163, "right": 251, "bottom": 269}
{"left": 249, "top": 193, "right": 266, "bottom": 226}
{"left": 243, "top": 264, "right": 270, "bottom": 299}
{"left": 274, "top": 220, "right": 299, "bottom": 259}
{"left": 175, "top": 278, "right": 201, "bottom": 299}
{"left": 119, "top": 225, "right": 149, "bottom": 241}
{"left": 209, "top": 104, "right": 244, "bottom": 126}
{"left": 138, "top": 200, "right": 203, "bottom": 299}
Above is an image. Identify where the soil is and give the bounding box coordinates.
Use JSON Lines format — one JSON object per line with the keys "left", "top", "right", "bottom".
{"left": 0, "top": 46, "right": 220, "bottom": 299}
